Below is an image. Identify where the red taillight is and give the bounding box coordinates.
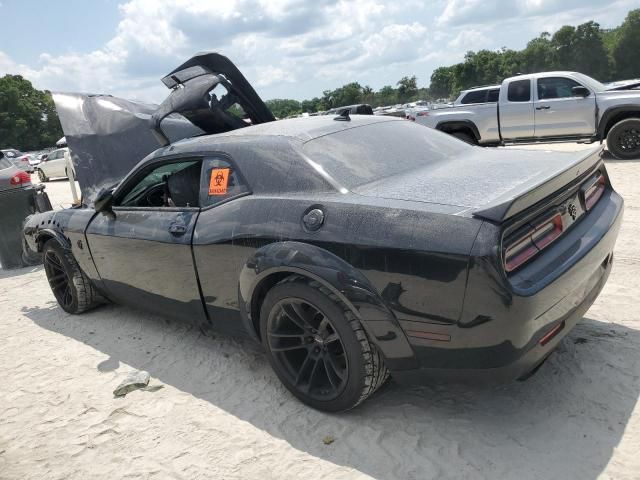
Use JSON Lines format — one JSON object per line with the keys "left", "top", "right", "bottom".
{"left": 584, "top": 173, "right": 605, "bottom": 210}
{"left": 417, "top": 111, "right": 429, "bottom": 117}
{"left": 10, "top": 171, "right": 31, "bottom": 185}
{"left": 531, "top": 213, "right": 563, "bottom": 250}
{"left": 21, "top": 157, "right": 29, "bottom": 163}
{"left": 504, "top": 212, "right": 564, "bottom": 272}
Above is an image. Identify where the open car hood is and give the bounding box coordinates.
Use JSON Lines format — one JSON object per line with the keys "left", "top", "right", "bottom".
{"left": 52, "top": 52, "right": 275, "bottom": 202}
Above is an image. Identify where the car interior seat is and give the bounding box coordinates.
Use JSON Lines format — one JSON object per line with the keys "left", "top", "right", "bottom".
{"left": 167, "top": 162, "right": 201, "bottom": 207}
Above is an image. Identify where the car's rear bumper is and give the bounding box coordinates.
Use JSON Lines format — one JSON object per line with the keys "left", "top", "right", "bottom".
{"left": 392, "top": 190, "right": 623, "bottom": 385}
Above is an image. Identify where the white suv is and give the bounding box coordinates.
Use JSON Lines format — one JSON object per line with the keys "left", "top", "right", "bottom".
{"left": 37, "top": 147, "right": 74, "bottom": 182}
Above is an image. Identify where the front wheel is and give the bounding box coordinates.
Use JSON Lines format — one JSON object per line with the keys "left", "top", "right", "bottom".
{"left": 43, "top": 239, "right": 102, "bottom": 314}
{"left": 607, "top": 118, "right": 640, "bottom": 160}
{"left": 260, "top": 277, "right": 388, "bottom": 412}
{"left": 37, "top": 169, "right": 48, "bottom": 182}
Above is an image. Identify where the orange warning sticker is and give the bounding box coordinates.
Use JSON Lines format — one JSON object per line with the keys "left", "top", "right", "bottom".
{"left": 209, "top": 168, "right": 230, "bottom": 195}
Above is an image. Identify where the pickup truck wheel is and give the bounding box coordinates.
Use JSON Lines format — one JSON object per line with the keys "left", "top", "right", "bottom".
{"left": 260, "top": 277, "right": 388, "bottom": 412}
{"left": 607, "top": 118, "right": 640, "bottom": 160}
{"left": 451, "top": 131, "right": 477, "bottom": 145}
{"left": 42, "top": 239, "right": 101, "bottom": 314}
{"left": 37, "top": 169, "right": 48, "bottom": 182}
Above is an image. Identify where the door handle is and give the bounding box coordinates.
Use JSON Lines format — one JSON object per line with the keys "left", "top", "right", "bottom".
{"left": 536, "top": 105, "right": 551, "bottom": 110}
{"left": 169, "top": 223, "right": 187, "bottom": 235}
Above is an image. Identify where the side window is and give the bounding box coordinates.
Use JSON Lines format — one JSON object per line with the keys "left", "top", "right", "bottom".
{"left": 507, "top": 80, "right": 531, "bottom": 102}
{"left": 487, "top": 89, "right": 500, "bottom": 102}
{"left": 0, "top": 157, "right": 12, "bottom": 169}
{"left": 461, "top": 89, "right": 488, "bottom": 104}
{"left": 537, "top": 77, "right": 583, "bottom": 100}
{"left": 200, "top": 157, "right": 250, "bottom": 208}
{"left": 118, "top": 159, "right": 201, "bottom": 208}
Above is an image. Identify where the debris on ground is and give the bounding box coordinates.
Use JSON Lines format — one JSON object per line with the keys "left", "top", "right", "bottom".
{"left": 113, "top": 370, "right": 150, "bottom": 397}
{"left": 322, "top": 435, "right": 335, "bottom": 445}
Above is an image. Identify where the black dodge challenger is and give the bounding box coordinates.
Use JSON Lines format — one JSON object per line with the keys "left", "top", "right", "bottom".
{"left": 24, "top": 53, "right": 623, "bottom": 411}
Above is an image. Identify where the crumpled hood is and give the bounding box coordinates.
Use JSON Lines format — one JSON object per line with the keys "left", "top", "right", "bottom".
{"left": 53, "top": 93, "right": 201, "bottom": 203}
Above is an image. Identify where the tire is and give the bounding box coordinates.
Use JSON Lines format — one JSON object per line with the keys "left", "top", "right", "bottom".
{"left": 37, "top": 169, "right": 48, "bottom": 182}
{"left": 42, "top": 239, "right": 101, "bottom": 314}
{"left": 451, "top": 131, "right": 477, "bottom": 145}
{"left": 21, "top": 239, "right": 42, "bottom": 266}
{"left": 260, "top": 276, "right": 388, "bottom": 412}
{"left": 606, "top": 118, "right": 640, "bottom": 160}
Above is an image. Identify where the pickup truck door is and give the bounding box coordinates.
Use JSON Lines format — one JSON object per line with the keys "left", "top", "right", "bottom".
{"left": 533, "top": 76, "right": 596, "bottom": 137}
{"left": 498, "top": 79, "right": 535, "bottom": 139}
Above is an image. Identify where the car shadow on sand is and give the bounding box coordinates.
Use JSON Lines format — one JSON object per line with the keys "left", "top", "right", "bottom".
{"left": 21, "top": 303, "right": 640, "bottom": 480}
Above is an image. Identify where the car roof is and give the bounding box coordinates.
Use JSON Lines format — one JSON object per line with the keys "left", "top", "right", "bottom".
{"left": 170, "top": 114, "right": 403, "bottom": 148}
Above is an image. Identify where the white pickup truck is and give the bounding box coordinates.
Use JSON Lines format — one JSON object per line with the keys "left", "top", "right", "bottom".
{"left": 416, "top": 71, "right": 640, "bottom": 159}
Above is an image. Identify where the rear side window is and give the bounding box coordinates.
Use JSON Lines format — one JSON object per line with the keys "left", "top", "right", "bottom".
{"left": 461, "top": 89, "right": 488, "bottom": 104}
{"left": 487, "top": 89, "right": 499, "bottom": 102}
{"left": 537, "top": 77, "right": 583, "bottom": 99}
{"left": 508, "top": 80, "right": 531, "bottom": 102}
{"left": 0, "top": 157, "right": 12, "bottom": 169}
{"left": 200, "top": 157, "right": 250, "bottom": 208}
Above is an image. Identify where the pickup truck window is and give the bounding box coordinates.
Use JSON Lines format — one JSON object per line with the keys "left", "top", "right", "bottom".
{"left": 508, "top": 80, "right": 531, "bottom": 102}
{"left": 538, "top": 77, "right": 583, "bottom": 99}
{"left": 461, "top": 89, "right": 488, "bottom": 104}
{"left": 487, "top": 89, "right": 499, "bottom": 102}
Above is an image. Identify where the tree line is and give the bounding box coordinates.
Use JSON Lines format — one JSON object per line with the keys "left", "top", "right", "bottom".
{"left": 2, "top": 9, "right": 639, "bottom": 148}
{"left": 267, "top": 8, "right": 640, "bottom": 118}
{"left": 0, "top": 75, "right": 62, "bottom": 151}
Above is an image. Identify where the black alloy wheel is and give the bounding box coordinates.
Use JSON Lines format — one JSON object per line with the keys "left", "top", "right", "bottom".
{"left": 44, "top": 248, "right": 74, "bottom": 309}
{"left": 42, "top": 239, "right": 102, "bottom": 314}
{"left": 607, "top": 118, "right": 640, "bottom": 160}
{"left": 260, "top": 278, "right": 388, "bottom": 411}
{"left": 267, "top": 298, "right": 348, "bottom": 401}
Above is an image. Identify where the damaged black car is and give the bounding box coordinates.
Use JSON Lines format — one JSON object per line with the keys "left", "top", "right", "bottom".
{"left": 24, "top": 53, "right": 623, "bottom": 411}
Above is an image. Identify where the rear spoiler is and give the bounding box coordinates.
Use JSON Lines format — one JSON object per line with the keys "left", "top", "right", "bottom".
{"left": 473, "top": 146, "right": 604, "bottom": 223}
{"left": 151, "top": 52, "right": 275, "bottom": 145}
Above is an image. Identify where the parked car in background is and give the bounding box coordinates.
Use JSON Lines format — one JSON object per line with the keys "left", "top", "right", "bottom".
{"left": 0, "top": 153, "right": 31, "bottom": 192}
{"left": 1, "top": 149, "right": 34, "bottom": 173}
{"left": 416, "top": 71, "right": 640, "bottom": 158}
{"left": 324, "top": 104, "right": 374, "bottom": 116}
{"left": 36, "top": 147, "right": 74, "bottom": 182}
{"left": 24, "top": 52, "right": 623, "bottom": 412}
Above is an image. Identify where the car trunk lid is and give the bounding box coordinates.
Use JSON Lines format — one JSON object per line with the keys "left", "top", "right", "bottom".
{"left": 354, "top": 146, "right": 604, "bottom": 222}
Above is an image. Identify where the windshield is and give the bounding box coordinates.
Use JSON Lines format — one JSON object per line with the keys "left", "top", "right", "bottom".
{"left": 573, "top": 72, "right": 607, "bottom": 92}
{"left": 303, "top": 120, "right": 470, "bottom": 189}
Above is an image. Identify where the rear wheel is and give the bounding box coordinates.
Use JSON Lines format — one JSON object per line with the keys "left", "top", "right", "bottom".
{"left": 43, "top": 239, "right": 101, "bottom": 314}
{"left": 260, "top": 277, "right": 388, "bottom": 412}
{"left": 607, "top": 118, "right": 640, "bottom": 160}
{"left": 451, "top": 131, "right": 477, "bottom": 145}
{"left": 37, "top": 169, "right": 48, "bottom": 182}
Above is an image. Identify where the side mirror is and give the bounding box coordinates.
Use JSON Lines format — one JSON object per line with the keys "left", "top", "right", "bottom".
{"left": 94, "top": 188, "right": 115, "bottom": 217}
{"left": 572, "top": 86, "right": 590, "bottom": 97}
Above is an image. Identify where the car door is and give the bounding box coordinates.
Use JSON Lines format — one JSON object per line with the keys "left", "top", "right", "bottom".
{"left": 85, "top": 157, "right": 207, "bottom": 325}
{"left": 498, "top": 79, "right": 535, "bottom": 140}
{"left": 533, "top": 76, "right": 596, "bottom": 137}
{"left": 191, "top": 155, "right": 253, "bottom": 335}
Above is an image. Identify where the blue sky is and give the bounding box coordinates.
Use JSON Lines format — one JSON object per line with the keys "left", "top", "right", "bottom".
{"left": 1, "top": 0, "right": 637, "bottom": 103}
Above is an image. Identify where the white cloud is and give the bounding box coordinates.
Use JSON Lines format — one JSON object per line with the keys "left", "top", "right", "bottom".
{"left": 1, "top": 0, "right": 636, "bottom": 102}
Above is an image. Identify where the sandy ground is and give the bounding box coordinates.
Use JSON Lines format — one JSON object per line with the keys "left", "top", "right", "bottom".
{"left": 1, "top": 145, "right": 640, "bottom": 480}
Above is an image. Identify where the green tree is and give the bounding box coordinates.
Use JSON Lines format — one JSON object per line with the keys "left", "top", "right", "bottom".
{"left": 613, "top": 9, "right": 640, "bottom": 79}
{"left": 0, "top": 75, "right": 63, "bottom": 151}
{"left": 264, "top": 98, "right": 301, "bottom": 118}
{"left": 396, "top": 76, "right": 418, "bottom": 102}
